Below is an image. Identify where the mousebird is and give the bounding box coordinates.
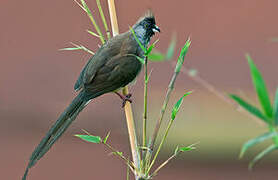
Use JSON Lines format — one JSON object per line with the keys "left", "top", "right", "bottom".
{"left": 23, "top": 11, "right": 160, "bottom": 180}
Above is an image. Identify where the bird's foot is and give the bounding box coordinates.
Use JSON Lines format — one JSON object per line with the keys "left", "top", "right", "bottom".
{"left": 115, "top": 92, "right": 132, "bottom": 107}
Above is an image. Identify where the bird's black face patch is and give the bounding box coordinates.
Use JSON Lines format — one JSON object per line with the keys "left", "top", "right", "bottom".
{"left": 140, "top": 17, "right": 160, "bottom": 38}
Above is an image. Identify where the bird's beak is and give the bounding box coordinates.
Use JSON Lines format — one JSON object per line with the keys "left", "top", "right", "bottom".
{"left": 152, "top": 25, "right": 160, "bottom": 33}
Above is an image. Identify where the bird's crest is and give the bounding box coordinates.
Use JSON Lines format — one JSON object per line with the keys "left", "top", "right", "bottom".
{"left": 136, "top": 9, "right": 155, "bottom": 23}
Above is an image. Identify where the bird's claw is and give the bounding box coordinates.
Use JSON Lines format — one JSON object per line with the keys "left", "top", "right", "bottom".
{"left": 115, "top": 92, "right": 133, "bottom": 108}
{"left": 121, "top": 93, "right": 132, "bottom": 108}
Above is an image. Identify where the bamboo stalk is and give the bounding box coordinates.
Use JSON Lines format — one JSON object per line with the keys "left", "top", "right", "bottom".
{"left": 107, "top": 0, "right": 119, "bottom": 36}
{"left": 107, "top": 1, "right": 141, "bottom": 178}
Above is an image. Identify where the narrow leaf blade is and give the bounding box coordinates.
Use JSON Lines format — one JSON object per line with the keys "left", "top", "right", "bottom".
{"left": 75, "top": 134, "right": 102, "bottom": 144}
{"left": 239, "top": 131, "right": 277, "bottom": 158}
{"left": 246, "top": 54, "right": 273, "bottom": 118}
{"left": 274, "top": 87, "right": 278, "bottom": 125}
{"left": 87, "top": 29, "right": 100, "bottom": 37}
{"left": 166, "top": 35, "right": 176, "bottom": 60}
{"left": 229, "top": 94, "right": 268, "bottom": 123}
{"left": 175, "top": 38, "right": 191, "bottom": 73}
{"left": 135, "top": 56, "right": 145, "bottom": 64}
{"left": 146, "top": 39, "right": 159, "bottom": 55}
{"left": 179, "top": 146, "right": 196, "bottom": 152}
{"left": 148, "top": 52, "right": 165, "bottom": 61}
{"left": 59, "top": 47, "right": 83, "bottom": 51}
{"left": 103, "top": 132, "right": 110, "bottom": 144}
{"left": 171, "top": 91, "right": 192, "bottom": 120}
{"left": 248, "top": 144, "right": 277, "bottom": 170}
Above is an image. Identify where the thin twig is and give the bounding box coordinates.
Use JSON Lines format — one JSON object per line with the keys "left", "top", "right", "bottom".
{"left": 107, "top": 0, "right": 141, "bottom": 179}
{"left": 150, "top": 152, "right": 177, "bottom": 178}
{"left": 147, "top": 119, "right": 174, "bottom": 174}
{"left": 178, "top": 65, "right": 264, "bottom": 125}
{"left": 104, "top": 142, "right": 137, "bottom": 173}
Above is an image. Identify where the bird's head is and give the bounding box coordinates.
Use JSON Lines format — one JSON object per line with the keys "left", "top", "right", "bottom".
{"left": 132, "top": 10, "right": 160, "bottom": 44}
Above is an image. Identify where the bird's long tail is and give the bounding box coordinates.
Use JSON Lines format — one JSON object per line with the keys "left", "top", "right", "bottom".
{"left": 23, "top": 91, "right": 88, "bottom": 180}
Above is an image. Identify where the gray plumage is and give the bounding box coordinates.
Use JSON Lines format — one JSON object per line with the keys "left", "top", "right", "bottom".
{"left": 22, "top": 11, "right": 159, "bottom": 180}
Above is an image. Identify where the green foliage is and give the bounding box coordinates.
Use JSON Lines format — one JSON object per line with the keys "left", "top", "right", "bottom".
{"left": 171, "top": 91, "right": 192, "bottom": 120}
{"left": 87, "top": 29, "right": 100, "bottom": 37}
{"left": 274, "top": 88, "right": 278, "bottom": 125}
{"left": 229, "top": 94, "right": 268, "bottom": 123}
{"left": 75, "top": 134, "right": 102, "bottom": 144}
{"left": 239, "top": 131, "right": 277, "bottom": 158}
{"left": 229, "top": 54, "right": 278, "bottom": 169}
{"left": 175, "top": 38, "right": 191, "bottom": 73}
{"left": 179, "top": 146, "right": 196, "bottom": 152}
{"left": 148, "top": 53, "right": 165, "bottom": 61}
{"left": 166, "top": 35, "right": 176, "bottom": 60}
{"left": 246, "top": 54, "right": 273, "bottom": 118}
{"left": 103, "top": 132, "right": 110, "bottom": 144}
{"left": 60, "top": 42, "right": 94, "bottom": 55}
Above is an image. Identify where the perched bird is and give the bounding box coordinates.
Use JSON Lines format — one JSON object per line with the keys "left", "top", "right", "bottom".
{"left": 22, "top": 11, "right": 160, "bottom": 180}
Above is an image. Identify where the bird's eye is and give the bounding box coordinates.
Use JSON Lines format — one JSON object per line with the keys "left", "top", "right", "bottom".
{"left": 144, "top": 24, "right": 148, "bottom": 28}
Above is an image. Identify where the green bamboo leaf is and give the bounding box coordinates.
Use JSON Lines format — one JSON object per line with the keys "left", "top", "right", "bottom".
{"left": 87, "top": 29, "right": 100, "bottom": 37}
{"left": 274, "top": 87, "right": 278, "bottom": 125}
{"left": 135, "top": 56, "right": 145, "bottom": 64}
{"left": 166, "top": 35, "right": 176, "bottom": 60}
{"left": 103, "top": 132, "right": 110, "bottom": 144}
{"left": 229, "top": 94, "right": 268, "bottom": 123}
{"left": 239, "top": 131, "right": 277, "bottom": 158}
{"left": 175, "top": 38, "right": 191, "bottom": 73}
{"left": 246, "top": 54, "right": 273, "bottom": 119}
{"left": 248, "top": 144, "right": 277, "bottom": 170}
{"left": 146, "top": 39, "right": 159, "bottom": 56}
{"left": 148, "top": 52, "right": 165, "bottom": 61}
{"left": 75, "top": 134, "right": 102, "bottom": 144}
{"left": 171, "top": 91, "right": 192, "bottom": 120}
{"left": 112, "top": 151, "right": 123, "bottom": 156}
{"left": 59, "top": 47, "right": 83, "bottom": 51}
{"left": 179, "top": 146, "right": 196, "bottom": 152}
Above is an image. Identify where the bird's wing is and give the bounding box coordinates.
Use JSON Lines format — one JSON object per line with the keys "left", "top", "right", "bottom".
{"left": 81, "top": 34, "right": 142, "bottom": 99}
{"left": 74, "top": 32, "right": 129, "bottom": 91}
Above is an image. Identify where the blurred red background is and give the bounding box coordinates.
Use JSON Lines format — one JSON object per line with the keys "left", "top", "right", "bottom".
{"left": 1, "top": 0, "right": 278, "bottom": 179}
